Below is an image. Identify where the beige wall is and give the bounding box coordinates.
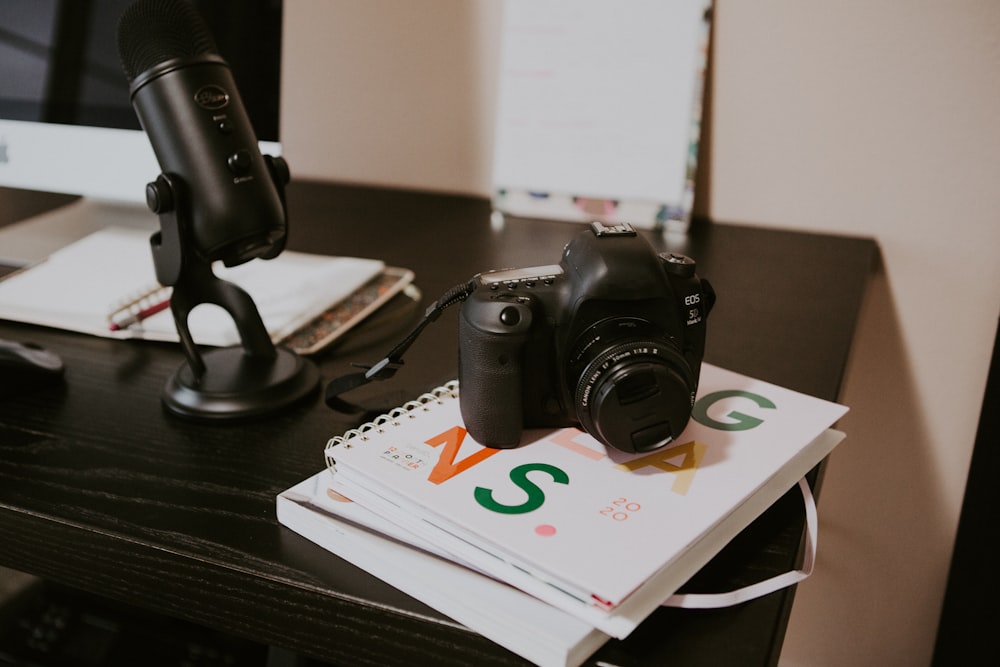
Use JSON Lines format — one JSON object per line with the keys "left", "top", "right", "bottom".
{"left": 281, "top": 0, "right": 501, "bottom": 195}
{"left": 709, "top": 3, "right": 1000, "bottom": 666}
{"left": 281, "top": 2, "right": 1000, "bottom": 666}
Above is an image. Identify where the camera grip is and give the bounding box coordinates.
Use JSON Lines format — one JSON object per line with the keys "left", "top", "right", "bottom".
{"left": 458, "top": 295, "right": 534, "bottom": 448}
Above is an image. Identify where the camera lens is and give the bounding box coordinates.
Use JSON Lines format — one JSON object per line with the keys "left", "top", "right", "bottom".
{"left": 569, "top": 318, "right": 695, "bottom": 453}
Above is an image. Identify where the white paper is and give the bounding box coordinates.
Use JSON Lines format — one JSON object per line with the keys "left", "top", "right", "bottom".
{"left": 0, "top": 226, "right": 384, "bottom": 346}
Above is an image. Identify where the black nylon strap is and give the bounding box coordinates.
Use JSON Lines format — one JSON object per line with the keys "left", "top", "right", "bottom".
{"left": 324, "top": 279, "right": 476, "bottom": 412}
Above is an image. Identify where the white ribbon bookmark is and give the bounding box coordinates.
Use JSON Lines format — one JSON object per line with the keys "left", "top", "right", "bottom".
{"left": 662, "top": 477, "right": 817, "bottom": 609}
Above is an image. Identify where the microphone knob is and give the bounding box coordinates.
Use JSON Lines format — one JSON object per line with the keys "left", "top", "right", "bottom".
{"left": 227, "top": 149, "right": 252, "bottom": 175}
{"left": 145, "top": 176, "right": 173, "bottom": 214}
{"left": 267, "top": 155, "right": 290, "bottom": 185}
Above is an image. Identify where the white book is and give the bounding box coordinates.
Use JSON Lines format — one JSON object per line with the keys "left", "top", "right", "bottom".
{"left": 322, "top": 365, "right": 848, "bottom": 639}
{"left": 277, "top": 442, "right": 834, "bottom": 666}
{"left": 277, "top": 470, "right": 610, "bottom": 667}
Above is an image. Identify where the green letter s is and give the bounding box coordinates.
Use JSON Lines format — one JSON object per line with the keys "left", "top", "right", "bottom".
{"left": 474, "top": 463, "right": 569, "bottom": 515}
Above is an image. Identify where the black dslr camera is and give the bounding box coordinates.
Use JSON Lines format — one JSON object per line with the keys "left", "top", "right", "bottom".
{"left": 458, "top": 221, "right": 715, "bottom": 453}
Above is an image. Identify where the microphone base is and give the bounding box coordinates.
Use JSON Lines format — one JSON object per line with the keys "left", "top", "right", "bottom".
{"left": 162, "top": 346, "right": 319, "bottom": 421}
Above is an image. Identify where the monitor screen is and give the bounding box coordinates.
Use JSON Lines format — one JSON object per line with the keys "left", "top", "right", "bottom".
{"left": 0, "top": 0, "right": 282, "bottom": 204}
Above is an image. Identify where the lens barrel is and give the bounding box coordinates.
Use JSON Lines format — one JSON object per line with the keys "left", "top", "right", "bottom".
{"left": 570, "top": 318, "right": 695, "bottom": 453}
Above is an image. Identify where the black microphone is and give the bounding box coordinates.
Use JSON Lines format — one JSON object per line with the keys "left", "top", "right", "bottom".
{"left": 116, "top": 0, "right": 318, "bottom": 422}
{"left": 117, "top": 0, "right": 286, "bottom": 268}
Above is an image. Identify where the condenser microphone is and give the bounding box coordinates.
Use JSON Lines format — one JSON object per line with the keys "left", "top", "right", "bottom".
{"left": 116, "top": 0, "right": 319, "bottom": 421}
{"left": 117, "top": 0, "right": 286, "bottom": 267}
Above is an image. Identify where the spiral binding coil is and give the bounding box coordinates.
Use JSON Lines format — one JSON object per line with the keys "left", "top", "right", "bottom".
{"left": 324, "top": 380, "right": 460, "bottom": 472}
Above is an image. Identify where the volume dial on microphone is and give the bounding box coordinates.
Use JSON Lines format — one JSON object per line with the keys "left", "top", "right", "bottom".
{"left": 227, "top": 149, "right": 252, "bottom": 175}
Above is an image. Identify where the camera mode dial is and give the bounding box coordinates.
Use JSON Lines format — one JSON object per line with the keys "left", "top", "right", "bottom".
{"left": 659, "top": 252, "right": 696, "bottom": 278}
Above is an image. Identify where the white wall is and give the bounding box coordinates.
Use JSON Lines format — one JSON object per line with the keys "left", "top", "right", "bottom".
{"left": 281, "top": 2, "right": 1000, "bottom": 666}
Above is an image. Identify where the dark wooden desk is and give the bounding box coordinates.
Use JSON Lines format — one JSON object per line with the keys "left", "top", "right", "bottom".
{"left": 0, "top": 182, "right": 876, "bottom": 666}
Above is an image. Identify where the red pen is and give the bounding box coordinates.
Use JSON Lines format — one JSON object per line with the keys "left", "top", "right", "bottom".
{"left": 108, "top": 286, "right": 172, "bottom": 331}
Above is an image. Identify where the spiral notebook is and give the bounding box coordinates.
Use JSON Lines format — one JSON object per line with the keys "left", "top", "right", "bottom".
{"left": 0, "top": 226, "right": 386, "bottom": 348}
{"left": 318, "top": 364, "right": 848, "bottom": 639}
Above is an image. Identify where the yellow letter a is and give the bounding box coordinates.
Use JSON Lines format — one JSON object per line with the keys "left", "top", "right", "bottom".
{"left": 613, "top": 441, "right": 707, "bottom": 495}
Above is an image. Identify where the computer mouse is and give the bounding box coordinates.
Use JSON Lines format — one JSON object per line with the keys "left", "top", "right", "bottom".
{"left": 0, "top": 339, "right": 65, "bottom": 390}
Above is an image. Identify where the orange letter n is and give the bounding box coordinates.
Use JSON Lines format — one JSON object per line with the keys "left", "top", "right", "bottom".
{"left": 426, "top": 426, "right": 501, "bottom": 485}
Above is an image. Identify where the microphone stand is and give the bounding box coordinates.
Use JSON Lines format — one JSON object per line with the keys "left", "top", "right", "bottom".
{"left": 145, "top": 157, "right": 319, "bottom": 420}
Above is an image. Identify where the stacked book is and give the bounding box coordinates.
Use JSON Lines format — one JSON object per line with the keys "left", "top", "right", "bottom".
{"left": 277, "top": 364, "right": 848, "bottom": 666}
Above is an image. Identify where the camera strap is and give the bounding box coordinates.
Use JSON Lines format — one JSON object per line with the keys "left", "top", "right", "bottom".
{"left": 324, "top": 278, "right": 477, "bottom": 414}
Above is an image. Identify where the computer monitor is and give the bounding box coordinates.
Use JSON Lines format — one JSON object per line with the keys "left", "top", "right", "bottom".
{"left": 0, "top": 0, "right": 282, "bottom": 261}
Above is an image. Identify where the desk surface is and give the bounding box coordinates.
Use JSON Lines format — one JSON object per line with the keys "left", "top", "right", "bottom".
{"left": 0, "top": 182, "right": 877, "bottom": 666}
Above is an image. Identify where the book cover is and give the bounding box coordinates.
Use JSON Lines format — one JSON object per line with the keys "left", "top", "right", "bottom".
{"left": 324, "top": 364, "right": 848, "bottom": 638}
{"left": 277, "top": 471, "right": 610, "bottom": 667}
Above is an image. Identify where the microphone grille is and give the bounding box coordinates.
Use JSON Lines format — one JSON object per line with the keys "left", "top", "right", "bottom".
{"left": 117, "top": 0, "right": 219, "bottom": 82}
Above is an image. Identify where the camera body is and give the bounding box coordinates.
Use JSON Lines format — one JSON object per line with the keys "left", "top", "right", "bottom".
{"left": 458, "top": 221, "right": 715, "bottom": 453}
